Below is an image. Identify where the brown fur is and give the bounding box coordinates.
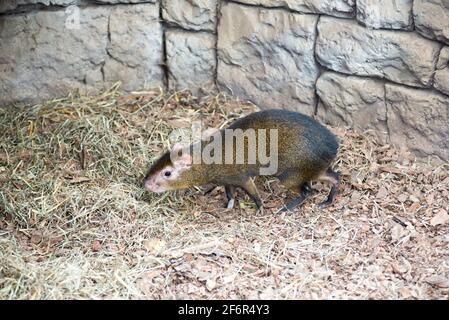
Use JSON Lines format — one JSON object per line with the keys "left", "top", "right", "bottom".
{"left": 143, "top": 109, "right": 340, "bottom": 212}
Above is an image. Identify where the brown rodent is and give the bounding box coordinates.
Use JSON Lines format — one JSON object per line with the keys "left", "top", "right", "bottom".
{"left": 143, "top": 109, "right": 340, "bottom": 213}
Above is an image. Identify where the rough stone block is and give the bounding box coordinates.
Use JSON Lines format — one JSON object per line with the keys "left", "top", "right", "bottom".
{"left": 231, "top": 0, "right": 355, "bottom": 18}
{"left": 166, "top": 30, "right": 216, "bottom": 93}
{"left": 414, "top": 0, "right": 449, "bottom": 45}
{"left": 0, "top": 6, "right": 109, "bottom": 106}
{"left": 434, "top": 46, "right": 449, "bottom": 96}
{"left": 0, "top": 3, "right": 163, "bottom": 106}
{"left": 357, "top": 0, "right": 413, "bottom": 30}
{"left": 316, "top": 72, "right": 388, "bottom": 143}
{"left": 0, "top": 1, "right": 76, "bottom": 13}
{"left": 386, "top": 84, "right": 449, "bottom": 161}
{"left": 103, "top": 4, "right": 164, "bottom": 91}
{"left": 162, "top": 0, "right": 217, "bottom": 31}
{"left": 316, "top": 17, "right": 441, "bottom": 88}
{"left": 217, "top": 2, "right": 319, "bottom": 115}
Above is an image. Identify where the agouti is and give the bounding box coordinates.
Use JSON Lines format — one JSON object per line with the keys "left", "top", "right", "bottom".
{"left": 143, "top": 109, "right": 340, "bottom": 213}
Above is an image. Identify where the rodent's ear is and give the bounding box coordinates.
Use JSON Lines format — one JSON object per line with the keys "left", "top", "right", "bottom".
{"left": 170, "top": 142, "right": 185, "bottom": 159}
{"left": 173, "top": 152, "right": 192, "bottom": 168}
{"left": 170, "top": 143, "right": 192, "bottom": 168}
{"left": 172, "top": 142, "right": 183, "bottom": 153}
{"left": 202, "top": 127, "right": 219, "bottom": 141}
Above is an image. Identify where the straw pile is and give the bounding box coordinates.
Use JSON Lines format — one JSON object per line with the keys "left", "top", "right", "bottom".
{"left": 1, "top": 85, "right": 448, "bottom": 299}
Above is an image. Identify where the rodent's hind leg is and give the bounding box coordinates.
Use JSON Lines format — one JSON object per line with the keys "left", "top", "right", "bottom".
{"left": 225, "top": 185, "right": 236, "bottom": 209}
{"left": 317, "top": 167, "right": 340, "bottom": 209}
{"left": 278, "top": 182, "right": 312, "bottom": 213}
{"left": 239, "top": 178, "right": 263, "bottom": 214}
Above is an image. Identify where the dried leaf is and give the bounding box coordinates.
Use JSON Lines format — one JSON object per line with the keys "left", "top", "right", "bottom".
{"left": 167, "top": 118, "right": 191, "bottom": 128}
{"left": 49, "top": 236, "right": 64, "bottom": 245}
{"left": 144, "top": 238, "right": 166, "bottom": 255}
{"left": 259, "top": 287, "right": 275, "bottom": 299}
{"left": 30, "top": 233, "right": 42, "bottom": 245}
{"left": 253, "top": 242, "right": 261, "bottom": 253}
{"left": 408, "top": 202, "right": 421, "bottom": 213}
{"left": 378, "top": 166, "right": 403, "bottom": 175}
{"left": 145, "top": 269, "right": 163, "bottom": 279}
{"left": 391, "top": 224, "right": 407, "bottom": 242}
{"left": 206, "top": 279, "right": 216, "bottom": 291}
{"left": 399, "top": 288, "right": 412, "bottom": 299}
{"left": 425, "top": 193, "right": 435, "bottom": 206}
{"left": 187, "top": 284, "right": 199, "bottom": 294}
{"left": 376, "top": 187, "right": 388, "bottom": 199}
{"left": 426, "top": 275, "right": 449, "bottom": 288}
{"left": 430, "top": 209, "right": 449, "bottom": 226}
{"left": 79, "top": 147, "right": 87, "bottom": 170}
{"left": 223, "top": 274, "right": 236, "bottom": 284}
{"left": 0, "top": 152, "right": 8, "bottom": 163}
{"left": 350, "top": 191, "right": 361, "bottom": 203}
{"left": 91, "top": 240, "right": 101, "bottom": 252}
{"left": 391, "top": 262, "right": 408, "bottom": 275}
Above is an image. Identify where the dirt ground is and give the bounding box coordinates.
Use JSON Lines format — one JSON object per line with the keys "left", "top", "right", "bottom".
{"left": 1, "top": 87, "right": 448, "bottom": 299}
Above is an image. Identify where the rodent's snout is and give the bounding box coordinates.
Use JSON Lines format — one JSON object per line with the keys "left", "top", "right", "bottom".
{"left": 143, "top": 177, "right": 165, "bottom": 193}
{"left": 143, "top": 178, "right": 154, "bottom": 191}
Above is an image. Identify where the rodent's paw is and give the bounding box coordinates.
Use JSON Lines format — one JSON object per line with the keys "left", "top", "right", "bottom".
{"left": 275, "top": 206, "right": 289, "bottom": 214}
{"left": 255, "top": 206, "right": 264, "bottom": 215}
{"left": 316, "top": 199, "right": 332, "bottom": 209}
{"left": 226, "top": 199, "right": 235, "bottom": 209}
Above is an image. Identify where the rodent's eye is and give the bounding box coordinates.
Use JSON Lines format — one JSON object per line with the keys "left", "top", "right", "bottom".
{"left": 164, "top": 171, "right": 172, "bottom": 177}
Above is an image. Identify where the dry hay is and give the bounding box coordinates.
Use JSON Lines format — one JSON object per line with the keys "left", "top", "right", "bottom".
{"left": 0, "top": 85, "right": 448, "bottom": 299}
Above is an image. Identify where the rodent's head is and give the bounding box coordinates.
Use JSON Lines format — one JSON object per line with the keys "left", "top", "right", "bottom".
{"left": 143, "top": 144, "right": 193, "bottom": 193}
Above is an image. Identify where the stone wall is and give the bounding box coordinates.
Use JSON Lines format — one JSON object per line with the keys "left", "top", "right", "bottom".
{"left": 1, "top": 0, "right": 448, "bottom": 161}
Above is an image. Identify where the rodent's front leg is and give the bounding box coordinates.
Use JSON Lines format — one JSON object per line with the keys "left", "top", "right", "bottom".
{"left": 239, "top": 178, "right": 263, "bottom": 214}
{"left": 225, "top": 185, "right": 236, "bottom": 209}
